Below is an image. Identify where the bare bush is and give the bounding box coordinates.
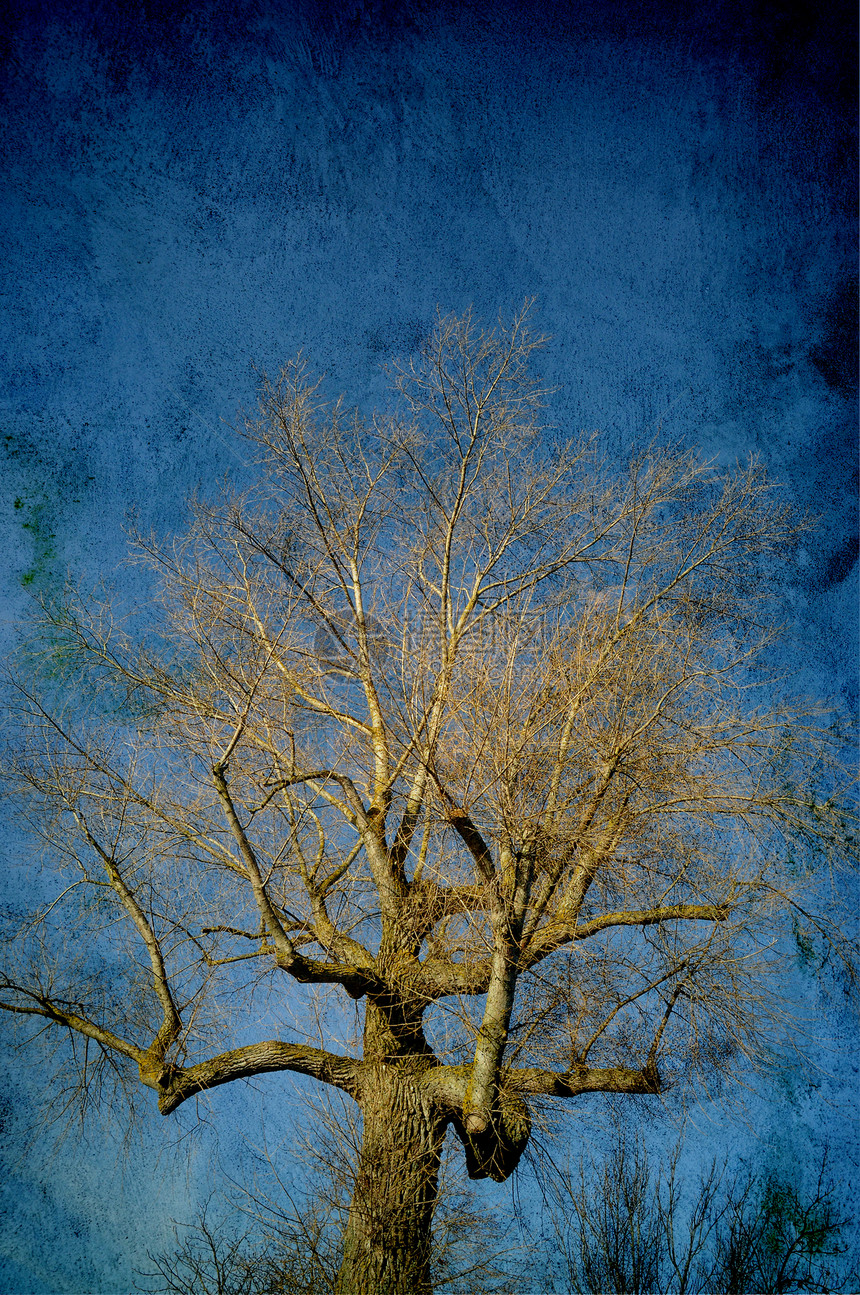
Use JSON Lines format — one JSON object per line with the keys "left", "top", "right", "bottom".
{"left": 548, "top": 1132, "right": 857, "bottom": 1294}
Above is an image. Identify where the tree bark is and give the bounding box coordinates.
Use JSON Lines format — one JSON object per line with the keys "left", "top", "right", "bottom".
{"left": 335, "top": 1058, "right": 447, "bottom": 1295}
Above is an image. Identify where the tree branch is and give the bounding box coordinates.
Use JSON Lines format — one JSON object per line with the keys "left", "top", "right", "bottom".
{"left": 415, "top": 956, "right": 493, "bottom": 1000}
{"left": 212, "top": 765, "right": 381, "bottom": 998}
{"left": 73, "top": 810, "right": 181, "bottom": 1058}
{"left": 445, "top": 809, "right": 496, "bottom": 884}
{"left": 502, "top": 1061, "right": 662, "bottom": 1097}
{"left": 0, "top": 984, "right": 144, "bottom": 1063}
{"left": 524, "top": 902, "right": 732, "bottom": 969}
{"left": 152, "top": 1041, "right": 361, "bottom": 1114}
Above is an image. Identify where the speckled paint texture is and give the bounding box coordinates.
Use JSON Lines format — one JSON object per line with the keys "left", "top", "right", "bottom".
{"left": 0, "top": 1, "right": 856, "bottom": 1289}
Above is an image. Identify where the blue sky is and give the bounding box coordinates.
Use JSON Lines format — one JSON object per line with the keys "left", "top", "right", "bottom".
{"left": 0, "top": 1, "right": 856, "bottom": 1289}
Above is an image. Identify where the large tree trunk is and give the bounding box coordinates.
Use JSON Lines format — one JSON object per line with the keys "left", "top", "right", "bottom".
{"left": 335, "top": 1059, "right": 447, "bottom": 1295}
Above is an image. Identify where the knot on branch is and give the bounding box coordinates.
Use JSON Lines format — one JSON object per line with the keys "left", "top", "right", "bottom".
{"left": 452, "top": 1091, "right": 531, "bottom": 1183}
{"left": 138, "top": 1054, "right": 182, "bottom": 1095}
{"left": 641, "top": 1059, "right": 661, "bottom": 1093}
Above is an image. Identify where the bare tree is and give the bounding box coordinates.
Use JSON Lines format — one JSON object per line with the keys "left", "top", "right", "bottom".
{"left": 137, "top": 1204, "right": 263, "bottom": 1295}
{"left": 547, "top": 1130, "right": 857, "bottom": 1294}
{"left": 0, "top": 307, "right": 855, "bottom": 1294}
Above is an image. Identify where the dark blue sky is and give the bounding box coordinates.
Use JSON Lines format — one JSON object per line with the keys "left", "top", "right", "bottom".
{"left": 0, "top": 1, "right": 856, "bottom": 1288}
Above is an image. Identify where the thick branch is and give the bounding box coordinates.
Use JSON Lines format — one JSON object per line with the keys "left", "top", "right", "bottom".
{"left": 421, "top": 1059, "right": 661, "bottom": 1108}
{"left": 574, "top": 902, "right": 732, "bottom": 941}
{"left": 277, "top": 955, "right": 383, "bottom": 999}
{"left": 304, "top": 898, "right": 378, "bottom": 979}
{"left": 421, "top": 1053, "right": 660, "bottom": 1183}
{"left": 503, "top": 1062, "right": 662, "bottom": 1097}
{"left": 463, "top": 853, "right": 534, "bottom": 1134}
{"left": 447, "top": 810, "right": 495, "bottom": 883}
{"left": 390, "top": 775, "right": 427, "bottom": 874}
{"left": 150, "top": 1041, "right": 362, "bottom": 1114}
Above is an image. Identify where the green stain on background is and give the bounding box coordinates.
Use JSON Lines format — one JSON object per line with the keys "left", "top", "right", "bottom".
{"left": 3, "top": 421, "right": 96, "bottom": 596}
{"left": 14, "top": 493, "right": 58, "bottom": 589}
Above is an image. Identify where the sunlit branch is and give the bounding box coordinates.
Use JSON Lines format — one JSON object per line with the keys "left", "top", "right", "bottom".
{"left": 152, "top": 1041, "right": 362, "bottom": 1114}
{"left": 211, "top": 763, "right": 379, "bottom": 996}
{"left": 72, "top": 809, "right": 181, "bottom": 1058}
{"left": 524, "top": 903, "right": 732, "bottom": 970}
{"left": 0, "top": 982, "right": 144, "bottom": 1063}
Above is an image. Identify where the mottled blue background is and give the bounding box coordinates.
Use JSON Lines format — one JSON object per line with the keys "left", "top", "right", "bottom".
{"left": 0, "top": 1, "right": 856, "bottom": 1289}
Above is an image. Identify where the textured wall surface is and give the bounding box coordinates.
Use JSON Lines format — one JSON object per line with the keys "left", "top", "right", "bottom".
{"left": 0, "top": 1, "right": 856, "bottom": 1289}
